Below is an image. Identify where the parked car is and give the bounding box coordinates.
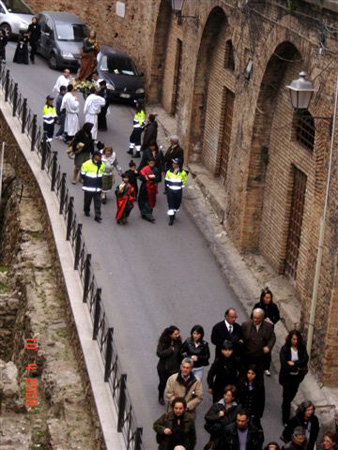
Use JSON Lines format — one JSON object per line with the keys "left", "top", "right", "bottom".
{"left": 37, "top": 11, "right": 89, "bottom": 70}
{"left": 0, "top": 0, "right": 34, "bottom": 38}
{"left": 97, "top": 46, "right": 145, "bottom": 103}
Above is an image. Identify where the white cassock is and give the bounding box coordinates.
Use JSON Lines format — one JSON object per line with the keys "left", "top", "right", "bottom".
{"left": 61, "top": 92, "right": 80, "bottom": 137}
{"left": 53, "top": 74, "right": 72, "bottom": 93}
{"left": 83, "top": 94, "right": 106, "bottom": 140}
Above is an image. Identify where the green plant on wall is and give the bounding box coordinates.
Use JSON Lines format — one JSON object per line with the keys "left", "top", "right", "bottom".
{"left": 288, "top": 0, "right": 295, "bottom": 14}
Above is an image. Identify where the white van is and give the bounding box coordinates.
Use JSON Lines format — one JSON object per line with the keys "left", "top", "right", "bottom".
{"left": 0, "top": 0, "right": 34, "bottom": 38}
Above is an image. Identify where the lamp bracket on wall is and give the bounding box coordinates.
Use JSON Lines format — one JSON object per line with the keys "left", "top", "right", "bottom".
{"left": 171, "top": 0, "right": 199, "bottom": 26}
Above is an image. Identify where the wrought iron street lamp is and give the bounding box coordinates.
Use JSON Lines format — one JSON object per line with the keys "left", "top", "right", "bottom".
{"left": 171, "top": 0, "right": 198, "bottom": 25}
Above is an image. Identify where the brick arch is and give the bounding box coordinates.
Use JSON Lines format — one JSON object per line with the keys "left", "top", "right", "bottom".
{"left": 240, "top": 41, "right": 303, "bottom": 252}
{"left": 188, "top": 6, "right": 228, "bottom": 163}
{"left": 147, "top": 0, "right": 172, "bottom": 103}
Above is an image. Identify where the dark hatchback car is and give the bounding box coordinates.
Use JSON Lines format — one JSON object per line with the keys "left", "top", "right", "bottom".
{"left": 37, "top": 11, "right": 89, "bottom": 70}
{"left": 97, "top": 46, "right": 145, "bottom": 103}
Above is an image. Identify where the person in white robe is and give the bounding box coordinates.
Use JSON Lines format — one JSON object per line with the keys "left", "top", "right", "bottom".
{"left": 61, "top": 84, "right": 80, "bottom": 141}
{"left": 83, "top": 88, "right": 106, "bottom": 141}
{"left": 53, "top": 68, "right": 72, "bottom": 93}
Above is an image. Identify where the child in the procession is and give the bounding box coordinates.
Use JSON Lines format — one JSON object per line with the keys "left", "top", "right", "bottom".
{"left": 100, "top": 144, "right": 122, "bottom": 204}
{"left": 125, "top": 160, "right": 139, "bottom": 198}
{"left": 115, "top": 173, "right": 136, "bottom": 225}
{"left": 138, "top": 158, "right": 160, "bottom": 223}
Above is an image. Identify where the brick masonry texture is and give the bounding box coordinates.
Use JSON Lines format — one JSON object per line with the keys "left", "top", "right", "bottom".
{"left": 25, "top": 0, "right": 338, "bottom": 383}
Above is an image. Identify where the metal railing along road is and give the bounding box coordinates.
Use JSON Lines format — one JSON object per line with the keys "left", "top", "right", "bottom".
{"left": 0, "top": 65, "right": 143, "bottom": 450}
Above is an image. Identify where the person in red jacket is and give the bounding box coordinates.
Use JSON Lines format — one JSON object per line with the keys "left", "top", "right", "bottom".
{"left": 115, "top": 172, "right": 136, "bottom": 225}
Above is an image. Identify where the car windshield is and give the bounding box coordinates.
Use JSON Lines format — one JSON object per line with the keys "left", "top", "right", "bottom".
{"left": 55, "top": 23, "right": 88, "bottom": 42}
{"left": 100, "top": 55, "right": 138, "bottom": 76}
{"left": 3, "top": 0, "right": 32, "bottom": 14}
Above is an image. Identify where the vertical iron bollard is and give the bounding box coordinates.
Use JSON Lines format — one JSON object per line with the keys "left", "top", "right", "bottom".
{"left": 93, "top": 288, "right": 102, "bottom": 340}
{"left": 117, "top": 374, "right": 127, "bottom": 432}
{"left": 12, "top": 83, "right": 18, "bottom": 117}
{"left": 41, "top": 134, "right": 48, "bottom": 170}
{"left": 104, "top": 327, "right": 114, "bottom": 382}
{"left": 66, "top": 197, "right": 74, "bottom": 241}
{"left": 83, "top": 254, "right": 92, "bottom": 303}
{"left": 135, "top": 428, "right": 143, "bottom": 450}
{"left": 31, "top": 114, "right": 37, "bottom": 151}
{"left": 74, "top": 224, "right": 83, "bottom": 270}
{"left": 51, "top": 152, "right": 57, "bottom": 191}
{"left": 59, "top": 173, "right": 66, "bottom": 214}
{"left": 4, "top": 69, "right": 9, "bottom": 102}
{"left": 21, "top": 99, "right": 27, "bottom": 133}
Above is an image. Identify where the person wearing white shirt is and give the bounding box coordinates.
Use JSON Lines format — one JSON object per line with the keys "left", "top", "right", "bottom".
{"left": 53, "top": 68, "right": 72, "bottom": 93}
{"left": 83, "top": 87, "right": 106, "bottom": 141}
{"left": 61, "top": 84, "right": 80, "bottom": 142}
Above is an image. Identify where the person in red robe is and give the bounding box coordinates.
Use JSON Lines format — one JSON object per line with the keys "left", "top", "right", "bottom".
{"left": 115, "top": 173, "right": 136, "bottom": 225}
{"left": 138, "top": 158, "right": 159, "bottom": 222}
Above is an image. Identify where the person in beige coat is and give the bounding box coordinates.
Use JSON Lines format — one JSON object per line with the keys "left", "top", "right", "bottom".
{"left": 165, "top": 358, "right": 203, "bottom": 417}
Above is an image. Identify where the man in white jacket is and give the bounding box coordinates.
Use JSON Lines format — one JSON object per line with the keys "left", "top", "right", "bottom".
{"left": 53, "top": 68, "right": 72, "bottom": 93}
{"left": 61, "top": 84, "right": 80, "bottom": 142}
{"left": 83, "top": 87, "right": 106, "bottom": 142}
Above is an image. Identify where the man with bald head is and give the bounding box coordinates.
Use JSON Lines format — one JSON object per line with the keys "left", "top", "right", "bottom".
{"left": 242, "top": 308, "right": 276, "bottom": 376}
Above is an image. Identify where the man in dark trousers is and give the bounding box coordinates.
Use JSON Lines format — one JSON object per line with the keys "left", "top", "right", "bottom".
{"left": 28, "top": 17, "right": 41, "bottom": 64}
{"left": 211, "top": 308, "right": 243, "bottom": 359}
{"left": 81, "top": 151, "right": 105, "bottom": 223}
{"left": 97, "top": 80, "right": 110, "bottom": 131}
{"left": 141, "top": 114, "right": 158, "bottom": 151}
{"left": 164, "top": 135, "right": 184, "bottom": 171}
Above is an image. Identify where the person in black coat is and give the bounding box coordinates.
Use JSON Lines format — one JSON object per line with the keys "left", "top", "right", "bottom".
{"left": 141, "top": 114, "right": 158, "bottom": 151}
{"left": 0, "top": 29, "right": 8, "bottom": 63}
{"left": 237, "top": 364, "right": 265, "bottom": 425}
{"left": 27, "top": 17, "right": 41, "bottom": 64}
{"left": 164, "top": 136, "right": 184, "bottom": 171}
{"left": 215, "top": 409, "right": 264, "bottom": 450}
{"left": 156, "top": 325, "right": 182, "bottom": 405}
{"left": 97, "top": 80, "right": 111, "bottom": 131}
{"left": 181, "top": 324, "right": 210, "bottom": 381}
{"left": 13, "top": 33, "right": 29, "bottom": 64}
{"left": 254, "top": 288, "right": 280, "bottom": 376}
{"left": 207, "top": 340, "right": 239, "bottom": 403}
{"left": 125, "top": 160, "right": 139, "bottom": 198}
{"left": 282, "top": 401, "right": 320, "bottom": 450}
{"left": 279, "top": 330, "right": 309, "bottom": 424}
{"left": 211, "top": 308, "right": 243, "bottom": 360}
{"left": 138, "top": 141, "right": 165, "bottom": 181}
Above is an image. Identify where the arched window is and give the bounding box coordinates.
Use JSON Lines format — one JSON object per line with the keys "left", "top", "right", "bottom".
{"left": 294, "top": 110, "right": 315, "bottom": 151}
{"left": 224, "top": 40, "right": 235, "bottom": 71}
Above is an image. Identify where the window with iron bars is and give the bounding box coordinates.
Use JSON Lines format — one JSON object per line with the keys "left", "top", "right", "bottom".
{"left": 293, "top": 110, "right": 315, "bottom": 152}
{"left": 224, "top": 40, "right": 235, "bottom": 71}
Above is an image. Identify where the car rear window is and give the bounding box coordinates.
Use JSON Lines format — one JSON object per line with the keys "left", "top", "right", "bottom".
{"left": 100, "top": 55, "right": 138, "bottom": 76}
{"left": 55, "top": 23, "right": 88, "bottom": 41}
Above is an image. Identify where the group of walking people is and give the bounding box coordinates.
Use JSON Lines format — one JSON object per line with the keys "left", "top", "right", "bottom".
{"left": 153, "top": 289, "right": 338, "bottom": 450}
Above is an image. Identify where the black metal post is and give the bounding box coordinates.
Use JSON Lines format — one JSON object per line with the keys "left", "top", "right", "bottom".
{"left": 31, "top": 114, "right": 37, "bottom": 151}
{"left": 74, "top": 224, "right": 83, "bottom": 270}
{"left": 4, "top": 69, "right": 9, "bottom": 102}
{"left": 66, "top": 197, "right": 74, "bottom": 241}
{"left": 135, "top": 428, "right": 143, "bottom": 450}
{"left": 59, "top": 173, "right": 67, "bottom": 214}
{"left": 21, "top": 99, "right": 27, "bottom": 133}
{"left": 83, "top": 254, "right": 92, "bottom": 303}
{"left": 104, "top": 328, "right": 114, "bottom": 382}
{"left": 51, "top": 152, "right": 57, "bottom": 191}
{"left": 12, "top": 83, "right": 18, "bottom": 117}
{"left": 117, "top": 374, "right": 127, "bottom": 432}
{"left": 41, "top": 134, "right": 48, "bottom": 170}
{"left": 93, "top": 288, "right": 102, "bottom": 340}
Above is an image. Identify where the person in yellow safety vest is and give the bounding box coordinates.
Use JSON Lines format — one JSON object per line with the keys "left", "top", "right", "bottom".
{"left": 165, "top": 158, "right": 188, "bottom": 226}
{"left": 42, "top": 95, "right": 58, "bottom": 142}
{"left": 81, "top": 151, "right": 105, "bottom": 223}
{"left": 128, "top": 99, "right": 146, "bottom": 158}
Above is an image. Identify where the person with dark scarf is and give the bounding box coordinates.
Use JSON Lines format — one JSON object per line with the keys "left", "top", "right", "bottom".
{"left": 153, "top": 397, "right": 196, "bottom": 450}
{"left": 138, "top": 157, "right": 159, "bottom": 222}
{"left": 13, "top": 33, "right": 29, "bottom": 64}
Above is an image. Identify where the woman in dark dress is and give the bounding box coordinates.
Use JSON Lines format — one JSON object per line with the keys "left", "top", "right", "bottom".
{"left": 181, "top": 324, "right": 210, "bottom": 381}
{"left": 207, "top": 340, "right": 239, "bottom": 403}
{"left": 13, "top": 33, "right": 29, "bottom": 64}
{"left": 279, "top": 330, "right": 309, "bottom": 424}
{"left": 237, "top": 364, "right": 265, "bottom": 427}
{"left": 254, "top": 287, "right": 280, "bottom": 376}
{"left": 156, "top": 326, "right": 182, "bottom": 405}
{"left": 0, "top": 29, "right": 8, "bottom": 63}
{"left": 282, "top": 401, "right": 320, "bottom": 450}
{"left": 71, "top": 122, "right": 94, "bottom": 184}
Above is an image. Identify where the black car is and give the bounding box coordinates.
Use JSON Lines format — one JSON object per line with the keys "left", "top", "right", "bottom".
{"left": 37, "top": 11, "right": 89, "bottom": 70}
{"left": 97, "top": 46, "right": 145, "bottom": 102}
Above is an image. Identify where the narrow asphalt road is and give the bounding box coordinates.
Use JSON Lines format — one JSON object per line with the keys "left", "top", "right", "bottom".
{"left": 4, "top": 42, "right": 283, "bottom": 449}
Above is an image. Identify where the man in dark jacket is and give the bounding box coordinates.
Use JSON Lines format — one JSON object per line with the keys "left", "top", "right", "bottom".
{"left": 27, "top": 17, "right": 41, "bottom": 64}
{"left": 215, "top": 410, "right": 264, "bottom": 450}
{"left": 164, "top": 135, "right": 184, "bottom": 171}
{"left": 211, "top": 308, "right": 243, "bottom": 359}
{"left": 242, "top": 308, "right": 276, "bottom": 376}
{"left": 282, "top": 426, "right": 307, "bottom": 450}
{"left": 141, "top": 114, "right": 158, "bottom": 151}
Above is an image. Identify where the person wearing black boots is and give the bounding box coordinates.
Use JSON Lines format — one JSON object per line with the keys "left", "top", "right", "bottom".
{"left": 165, "top": 158, "right": 188, "bottom": 226}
